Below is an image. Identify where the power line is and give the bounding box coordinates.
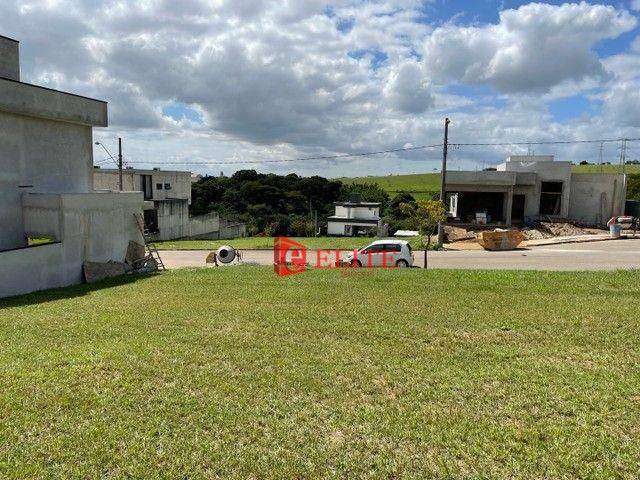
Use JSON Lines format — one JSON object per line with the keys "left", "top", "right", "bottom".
{"left": 98, "top": 137, "right": 640, "bottom": 168}
{"left": 119, "top": 143, "right": 445, "bottom": 166}
{"left": 450, "top": 137, "right": 640, "bottom": 147}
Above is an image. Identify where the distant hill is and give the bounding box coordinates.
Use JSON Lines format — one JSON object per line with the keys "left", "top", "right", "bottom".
{"left": 339, "top": 173, "right": 440, "bottom": 201}
{"left": 341, "top": 164, "right": 639, "bottom": 201}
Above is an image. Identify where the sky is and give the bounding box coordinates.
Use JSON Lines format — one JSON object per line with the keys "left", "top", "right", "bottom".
{"left": 3, "top": 0, "right": 640, "bottom": 177}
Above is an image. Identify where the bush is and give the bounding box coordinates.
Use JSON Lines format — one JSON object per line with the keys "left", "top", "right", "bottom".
{"left": 627, "top": 174, "right": 640, "bottom": 201}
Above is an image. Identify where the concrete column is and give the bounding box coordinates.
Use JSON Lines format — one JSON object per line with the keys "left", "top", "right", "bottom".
{"left": 504, "top": 187, "right": 514, "bottom": 226}
{"left": 0, "top": 36, "right": 20, "bottom": 81}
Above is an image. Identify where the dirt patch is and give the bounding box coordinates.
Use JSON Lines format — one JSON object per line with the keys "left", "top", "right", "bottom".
{"left": 523, "top": 222, "right": 608, "bottom": 239}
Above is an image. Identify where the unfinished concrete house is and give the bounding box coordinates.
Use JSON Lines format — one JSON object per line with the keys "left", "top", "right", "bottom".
{"left": 93, "top": 167, "right": 246, "bottom": 240}
{"left": 0, "top": 35, "right": 144, "bottom": 298}
{"left": 446, "top": 155, "right": 626, "bottom": 227}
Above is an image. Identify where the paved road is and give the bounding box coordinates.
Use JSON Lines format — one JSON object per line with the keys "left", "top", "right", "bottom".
{"left": 159, "top": 238, "right": 640, "bottom": 271}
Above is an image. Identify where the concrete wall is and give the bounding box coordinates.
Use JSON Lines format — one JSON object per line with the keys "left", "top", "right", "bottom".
{"left": 334, "top": 205, "right": 379, "bottom": 219}
{"left": 569, "top": 173, "right": 626, "bottom": 226}
{"left": 188, "top": 212, "right": 220, "bottom": 238}
{"left": 219, "top": 220, "right": 246, "bottom": 239}
{"left": 0, "top": 36, "right": 19, "bottom": 81}
{"left": 328, "top": 222, "right": 345, "bottom": 235}
{"left": 147, "top": 199, "right": 221, "bottom": 241}
{"left": 94, "top": 169, "right": 192, "bottom": 203}
{"left": 0, "top": 78, "right": 107, "bottom": 127}
{"left": 155, "top": 199, "right": 189, "bottom": 241}
{"left": 447, "top": 171, "right": 517, "bottom": 186}
{"left": 328, "top": 220, "right": 378, "bottom": 236}
{"left": 0, "top": 111, "right": 95, "bottom": 250}
{"left": 0, "top": 192, "right": 144, "bottom": 298}
{"left": 0, "top": 243, "right": 67, "bottom": 298}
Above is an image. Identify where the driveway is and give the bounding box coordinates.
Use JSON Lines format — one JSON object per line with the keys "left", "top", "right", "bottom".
{"left": 159, "top": 238, "right": 640, "bottom": 271}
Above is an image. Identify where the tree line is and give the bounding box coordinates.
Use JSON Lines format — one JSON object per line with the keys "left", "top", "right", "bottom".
{"left": 190, "top": 170, "right": 427, "bottom": 236}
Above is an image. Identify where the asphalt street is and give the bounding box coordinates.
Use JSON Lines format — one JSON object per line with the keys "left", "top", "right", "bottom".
{"left": 159, "top": 238, "right": 640, "bottom": 271}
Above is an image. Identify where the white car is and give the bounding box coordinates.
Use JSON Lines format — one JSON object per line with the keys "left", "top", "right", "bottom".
{"left": 343, "top": 239, "right": 414, "bottom": 268}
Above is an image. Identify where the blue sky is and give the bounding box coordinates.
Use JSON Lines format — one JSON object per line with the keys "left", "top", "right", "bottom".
{"left": 3, "top": 0, "right": 640, "bottom": 176}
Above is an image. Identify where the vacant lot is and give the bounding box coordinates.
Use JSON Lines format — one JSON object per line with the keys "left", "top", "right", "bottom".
{"left": 1, "top": 268, "right": 639, "bottom": 478}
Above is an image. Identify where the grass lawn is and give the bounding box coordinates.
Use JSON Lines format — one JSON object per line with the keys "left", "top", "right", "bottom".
{"left": 154, "top": 236, "right": 425, "bottom": 251}
{"left": 1, "top": 267, "right": 640, "bottom": 478}
{"left": 340, "top": 172, "right": 440, "bottom": 201}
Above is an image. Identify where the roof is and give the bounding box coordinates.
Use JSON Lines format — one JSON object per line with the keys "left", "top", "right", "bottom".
{"left": 96, "top": 168, "right": 192, "bottom": 176}
{"left": 327, "top": 216, "right": 380, "bottom": 224}
{"left": 0, "top": 77, "right": 108, "bottom": 126}
{"left": 0, "top": 34, "right": 19, "bottom": 43}
{"left": 334, "top": 201, "right": 381, "bottom": 207}
{"left": 0, "top": 75, "right": 106, "bottom": 104}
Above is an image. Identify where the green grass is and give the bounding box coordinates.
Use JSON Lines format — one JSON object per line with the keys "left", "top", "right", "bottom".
{"left": 27, "top": 236, "right": 56, "bottom": 246}
{"left": 155, "top": 236, "right": 424, "bottom": 251}
{"left": 340, "top": 172, "right": 440, "bottom": 201}
{"left": 573, "top": 164, "right": 640, "bottom": 174}
{"left": 1, "top": 267, "right": 640, "bottom": 478}
{"left": 340, "top": 164, "right": 640, "bottom": 201}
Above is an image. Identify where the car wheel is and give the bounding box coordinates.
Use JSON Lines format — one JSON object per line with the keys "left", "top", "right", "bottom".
{"left": 352, "top": 259, "right": 362, "bottom": 267}
{"left": 396, "top": 259, "right": 409, "bottom": 268}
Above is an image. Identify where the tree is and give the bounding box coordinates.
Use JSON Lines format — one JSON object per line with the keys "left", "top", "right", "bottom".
{"left": 627, "top": 174, "right": 640, "bottom": 201}
{"left": 190, "top": 170, "right": 346, "bottom": 236}
{"left": 400, "top": 199, "right": 446, "bottom": 268}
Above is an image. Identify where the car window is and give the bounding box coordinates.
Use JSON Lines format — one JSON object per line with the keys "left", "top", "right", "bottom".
{"left": 381, "top": 244, "right": 401, "bottom": 252}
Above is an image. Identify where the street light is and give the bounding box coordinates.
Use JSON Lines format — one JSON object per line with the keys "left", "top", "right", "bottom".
{"left": 95, "top": 139, "right": 123, "bottom": 191}
{"left": 94, "top": 141, "right": 117, "bottom": 165}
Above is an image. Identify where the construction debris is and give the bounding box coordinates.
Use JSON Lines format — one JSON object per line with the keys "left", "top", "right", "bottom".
{"left": 443, "top": 226, "right": 476, "bottom": 243}
{"left": 83, "top": 261, "right": 127, "bottom": 283}
{"left": 477, "top": 230, "right": 524, "bottom": 251}
{"left": 125, "top": 241, "right": 147, "bottom": 265}
{"left": 520, "top": 222, "right": 606, "bottom": 240}
{"left": 540, "top": 222, "right": 587, "bottom": 237}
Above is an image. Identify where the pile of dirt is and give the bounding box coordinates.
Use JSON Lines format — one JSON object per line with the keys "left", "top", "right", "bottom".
{"left": 443, "top": 226, "right": 477, "bottom": 243}
{"left": 539, "top": 222, "right": 589, "bottom": 237}
{"left": 521, "top": 222, "right": 607, "bottom": 240}
{"left": 521, "top": 228, "right": 551, "bottom": 240}
{"left": 445, "top": 221, "right": 606, "bottom": 244}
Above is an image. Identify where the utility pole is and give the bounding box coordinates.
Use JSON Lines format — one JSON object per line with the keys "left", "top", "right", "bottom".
{"left": 620, "top": 138, "right": 627, "bottom": 175}
{"left": 118, "top": 137, "right": 123, "bottom": 191}
{"left": 599, "top": 142, "right": 604, "bottom": 174}
{"left": 437, "top": 118, "right": 450, "bottom": 245}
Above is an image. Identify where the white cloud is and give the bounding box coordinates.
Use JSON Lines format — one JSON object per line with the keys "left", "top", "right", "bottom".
{"left": 384, "top": 61, "right": 435, "bottom": 113}
{"left": 1, "top": 0, "right": 639, "bottom": 177}
{"left": 422, "top": 2, "right": 637, "bottom": 93}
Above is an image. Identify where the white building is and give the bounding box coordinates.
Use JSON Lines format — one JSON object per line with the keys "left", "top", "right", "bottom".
{"left": 327, "top": 199, "right": 381, "bottom": 236}
{"left": 446, "top": 155, "right": 626, "bottom": 226}
{"left": 0, "top": 35, "right": 143, "bottom": 298}
{"left": 93, "top": 168, "right": 245, "bottom": 241}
